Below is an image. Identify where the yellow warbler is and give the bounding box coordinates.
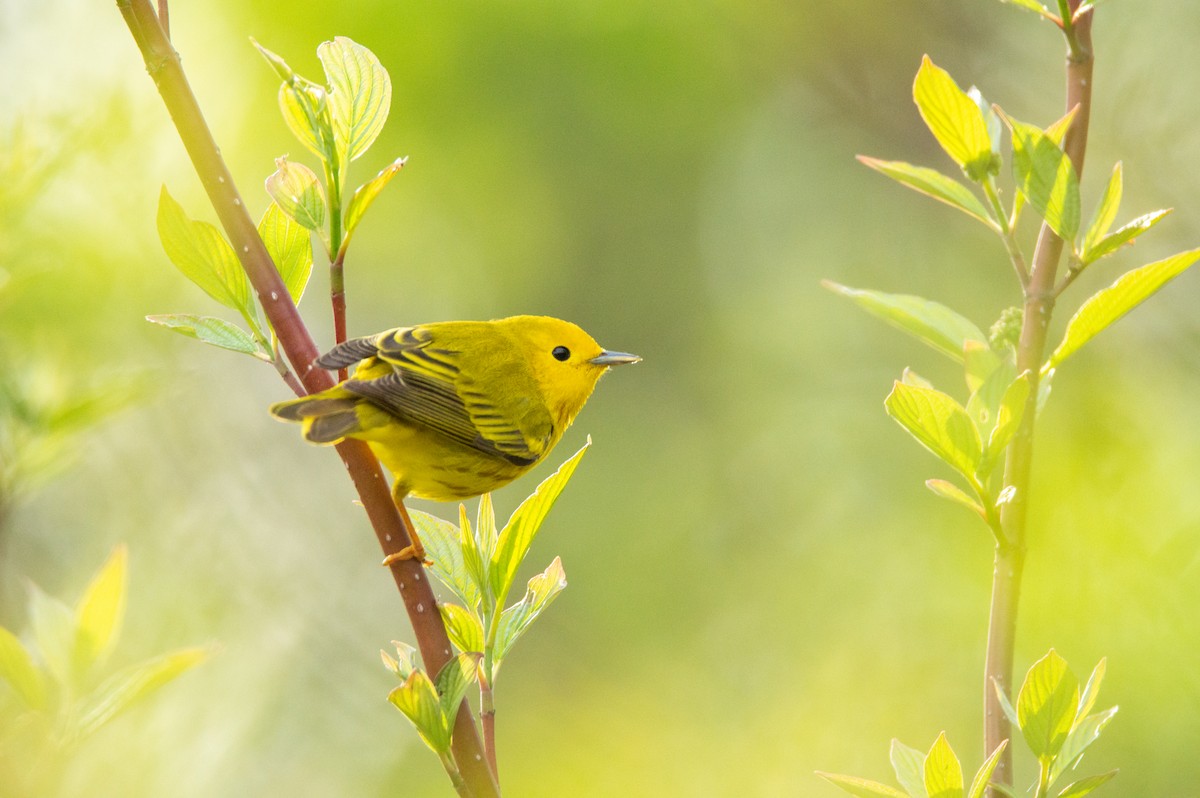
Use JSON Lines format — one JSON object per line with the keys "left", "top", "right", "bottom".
{"left": 271, "top": 316, "right": 639, "bottom": 558}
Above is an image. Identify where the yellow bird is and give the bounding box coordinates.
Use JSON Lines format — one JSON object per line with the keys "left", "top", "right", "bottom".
{"left": 270, "top": 315, "right": 639, "bottom": 561}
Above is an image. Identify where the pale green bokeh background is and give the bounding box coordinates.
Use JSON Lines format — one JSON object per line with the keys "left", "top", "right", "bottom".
{"left": 4, "top": 1, "right": 1200, "bottom": 795}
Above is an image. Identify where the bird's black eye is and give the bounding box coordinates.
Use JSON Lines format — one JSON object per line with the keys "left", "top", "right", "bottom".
{"left": 552, "top": 346, "right": 571, "bottom": 362}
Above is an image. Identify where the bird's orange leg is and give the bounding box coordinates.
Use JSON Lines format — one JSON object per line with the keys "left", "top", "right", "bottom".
{"left": 381, "top": 485, "right": 432, "bottom": 567}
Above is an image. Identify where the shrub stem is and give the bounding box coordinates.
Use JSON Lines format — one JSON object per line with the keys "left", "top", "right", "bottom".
{"left": 984, "top": 4, "right": 1093, "bottom": 794}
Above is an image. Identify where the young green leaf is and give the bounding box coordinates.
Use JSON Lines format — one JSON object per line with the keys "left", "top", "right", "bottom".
{"left": 923, "top": 732, "right": 964, "bottom": 798}
{"left": 856, "top": 157, "right": 996, "bottom": 229}
{"left": 1082, "top": 163, "right": 1122, "bottom": 256}
{"left": 822, "top": 282, "right": 988, "bottom": 364}
{"left": 157, "top": 187, "right": 253, "bottom": 314}
{"left": 912, "top": 56, "right": 997, "bottom": 181}
{"left": 901, "top": 368, "right": 934, "bottom": 390}
{"left": 410, "top": 509, "right": 481, "bottom": 610}
{"left": 885, "top": 382, "right": 982, "bottom": 483}
{"left": 253, "top": 40, "right": 331, "bottom": 161}
{"left": 0, "top": 626, "right": 46, "bottom": 710}
{"left": 73, "top": 544, "right": 128, "bottom": 676}
{"left": 967, "top": 740, "right": 1008, "bottom": 798}
{"left": 925, "top": 479, "right": 986, "bottom": 520}
{"left": 891, "top": 738, "right": 929, "bottom": 798}
{"left": 1004, "top": 113, "right": 1081, "bottom": 243}
{"left": 1074, "top": 658, "right": 1106, "bottom": 724}
{"left": 490, "top": 441, "right": 590, "bottom": 604}
{"left": 258, "top": 202, "right": 313, "bottom": 305}
{"left": 1056, "top": 771, "right": 1117, "bottom": 798}
{"left": 815, "top": 772, "right": 910, "bottom": 798}
{"left": 76, "top": 647, "right": 210, "bottom": 739}
{"left": 265, "top": 157, "right": 327, "bottom": 233}
{"left": 1010, "top": 107, "right": 1077, "bottom": 229}
{"left": 317, "top": 37, "right": 391, "bottom": 165}
{"left": 387, "top": 669, "right": 449, "bottom": 753}
{"left": 1048, "top": 248, "right": 1200, "bottom": 367}
{"left": 1017, "top": 650, "right": 1080, "bottom": 762}
{"left": 460, "top": 503, "right": 489, "bottom": 609}
{"left": 983, "top": 372, "right": 1031, "bottom": 467}
{"left": 1081, "top": 209, "right": 1172, "bottom": 265}
{"left": 146, "top": 315, "right": 269, "bottom": 359}
{"left": 492, "top": 557, "right": 568, "bottom": 669}
{"left": 434, "top": 652, "right": 481, "bottom": 725}
{"left": 439, "top": 603, "right": 484, "bottom": 655}
{"left": 966, "top": 87, "right": 1001, "bottom": 161}
{"left": 1048, "top": 706, "right": 1118, "bottom": 785}
{"left": 965, "top": 359, "right": 1016, "bottom": 438}
{"left": 992, "top": 677, "right": 1021, "bottom": 727}
{"left": 343, "top": 157, "right": 407, "bottom": 248}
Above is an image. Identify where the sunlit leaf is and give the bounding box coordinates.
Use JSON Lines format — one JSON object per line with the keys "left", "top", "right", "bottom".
{"left": 1081, "top": 209, "right": 1171, "bottom": 265}
{"left": 265, "top": 157, "right": 326, "bottom": 233}
{"left": 387, "top": 669, "right": 448, "bottom": 753}
{"left": 968, "top": 741, "right": 1008, "bottom": 798}
{"left": 493, "top": 557, "right": 568, "bottom": 669}
{"left": 1075, "top": 658, "right": 1106, "bottom": 724}
{"left": 343, "top": 157, "right": 407, "bottom": 247}
{"left": 992, "top": 677, "right": 1021, "bottom": 727}
{"left": 823, "top": 282, "right": 988, "bottom": 364}
{"left": 1049, "top": 707, "right": 1118, "bottom": 785}
{"left": 901, "top": 368, "right": 934, "bottom": 390}
{"left": 0, "top": 626, "right": 46, "bottom": 710}
{"left": 983, "top": 372, "right": 1031, "bottom": 468}
{"left": 1004, "top": 113, "right": 1080, "bottom": 243}
{"left": 439, "top": 603, "right": 484, "bottom": 654}
{"left": 490, "top": 442, "right": 589, "bottom": 605}
{"left": 317, "top": 37, "right": 391, "bottom": 164}
{"left": 146, "top": 315, "right": 267, "bottom": 359}
{"left": 253, "top": 39, "right": 330, "bottom": 161}
{"left": 885, "top": 382, "right": 982, "bottom": 482}
{"left": 925, "top": 479, "right": 985, "bottom": 519}
{"left": 1082, "top": 163, "right": 1122, "bottom": 256}
{"left": 434, "top": 652, "right": 481, "bottom": 722}
{"left": 1056, "top": 770, "right": 1117, "bottom": 798}
{"left": 891, "top": 738, "right": 929, "bottom": 798}
{"left": 924, "top": 732, "right": 964, "bottom": 798}
{"left": 966, "top": 87, "right": 1001, "bottom": 161}
{"left": 411, "top": 509, "right": 480, "bottom": 610}
{"left": 816, "top": 772, "right": 910, "bottom": 798}
{"left": 74, "top": 544, "right": 127, "bottom": 676}
{"left": 258, "top": 202, "right": 313, "bottom": 305}
{"left": 1017, "top": 650, "right": 1079, "bottom": 762}
{"left": 1011, "top": 107, "right": 1077, "bottom": 228}
{"left": 856, "top": 157, "right": 995, "bottom": 229}
{"left": 966, "top": 359, "right": 1016, "bottom": 439}
{"left": 1048, "top": 248, "right": 1200, "bottom": 367}
{"left": 156, "top": 187, "right": 252, "bottom": 314}
{"left": 912, "top": 56, "right": 996, "bottom": 181}
{"left": 76, "top": 647, "right": 210, "bottom": 739}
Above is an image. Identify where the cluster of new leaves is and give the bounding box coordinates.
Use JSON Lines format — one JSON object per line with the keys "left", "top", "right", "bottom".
{"left": 0, "top": 547, "right": 208, "bottom": 773}
{"left": 382, "top": 442, "right": 588, "bottom": 751}
{"left": 818, "top": 650, "right": 1116, "bottom": 798}
{"left": 833, "top": 55, "right": 1199, "bottom": 542}
{"left": 148, "top": 37, "right": 403, "bottom": 362}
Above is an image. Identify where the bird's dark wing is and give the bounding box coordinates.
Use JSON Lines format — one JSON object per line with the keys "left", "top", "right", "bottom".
{"left": 343, "top": 326, "right": 542, "bottom": 466}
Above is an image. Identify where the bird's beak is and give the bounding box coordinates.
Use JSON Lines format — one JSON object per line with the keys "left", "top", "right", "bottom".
{"left": 590, "top": 350, "right": 641, "bottom": 366}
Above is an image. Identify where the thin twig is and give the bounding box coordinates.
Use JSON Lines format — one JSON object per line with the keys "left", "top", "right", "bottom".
{"left": 983, "top": 4, "right": 1093, "bottom": 794}
{"left": 113, "top": 3, "right": 498, "bottom": 794}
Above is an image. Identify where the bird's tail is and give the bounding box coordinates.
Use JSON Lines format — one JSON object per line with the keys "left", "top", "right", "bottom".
{"left": 269, "top": 389, "right": 363, "bottom": 444}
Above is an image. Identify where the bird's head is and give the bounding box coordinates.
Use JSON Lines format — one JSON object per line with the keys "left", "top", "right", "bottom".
{"left": 500, "top": 315, "right": 640, "bottom": 428}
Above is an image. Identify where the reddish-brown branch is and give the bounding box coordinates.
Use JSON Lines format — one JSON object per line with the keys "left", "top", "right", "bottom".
{"left": 113, "top": 3, "right": 497, "bottom": 794}
{"left": 984, "top": 4, "right": 1093, "bottom": 794}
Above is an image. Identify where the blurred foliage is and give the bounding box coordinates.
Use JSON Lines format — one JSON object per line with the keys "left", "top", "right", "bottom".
{"left": 3, "top": 0, "right": 1200, "bottom": 796}
{"left": 0, "top": 546, "right": 208, "bottom": 796}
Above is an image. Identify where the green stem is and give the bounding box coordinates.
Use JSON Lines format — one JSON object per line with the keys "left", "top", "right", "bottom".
{"left": 113, "top": 4, "right": 498, "bottom": 795}
{"left": 983, "top": 6, "right": 1093, "bottom": 796}
{"left": 324, "top": 161, "right": 348, "bottom": 366}
{"left": 984, "top": 176, "right": 1030, "bottom": 287}
{"left": 481, "top": 679, "right": 498, "bottom": 782}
